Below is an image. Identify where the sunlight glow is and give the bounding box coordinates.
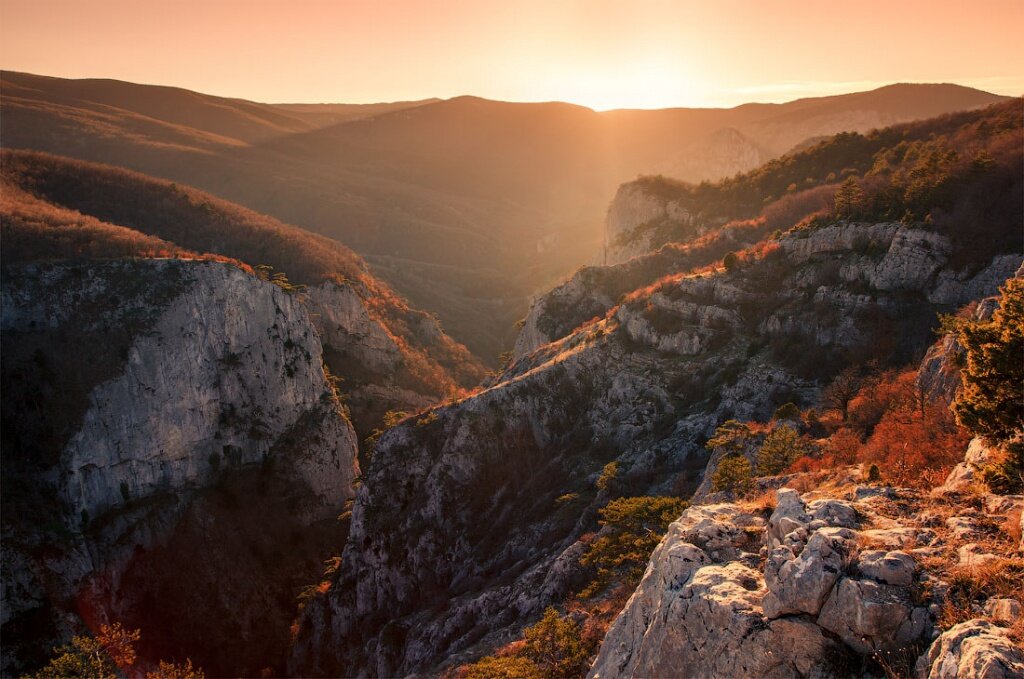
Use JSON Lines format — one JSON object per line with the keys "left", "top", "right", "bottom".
{"left": 1, "top": 0, "right": 1022, "bottom": 107}
{"left": 554, "top": 59, "right": 703, "bottom": 111}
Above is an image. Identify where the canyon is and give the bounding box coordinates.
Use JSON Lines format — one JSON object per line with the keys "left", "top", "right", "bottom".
{"left": 1, "top": 82, "right": 1022, "bottom": 678}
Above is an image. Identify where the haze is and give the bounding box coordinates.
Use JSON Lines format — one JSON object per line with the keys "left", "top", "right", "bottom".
{"left": 2, "top": 0, "right": 1022, "bottom": 109}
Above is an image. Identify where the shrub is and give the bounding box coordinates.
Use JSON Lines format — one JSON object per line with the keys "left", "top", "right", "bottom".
{"left": 706, "top": 420, "right": 751, "bottom": 455}
{"left": 951, "top": 278, "right": 1023, "bottom": 493}
{"left": 26, "top": 623, "right": 203, "bottom": 679}
{"left": 463, "top": 655, "right": 542, "bottom": 679}
{"left": 825, "top": 427, "right": 863, "bottom": 465}
{"left": 595, "top": 461, "right": 618, "bottom": 491}
{"left": 723, "top": 251, "right": 739, "bottom": 271}
{"left": 147, "top": 659, "right": 206, "bottom": 679}
{"left": 711, "top": 455, "right": 753, "bottom": 495}
{"left": 859, "top": 370, "right": 970, "bottom": 488}
{"left": 579, "top": 496, "right": 687, "bottom": 597}
{"left": 756, "top": 425, "right": 809, "bottom": 476}
{"left": 522, "top": 608, "right": 594, "bottom": 679}
{"left": 772, "top": 402, "right": 801, "bottom": 421}
{"left": 555, "top": 493, "right": 579, "bottom": 506}
{"left": 939, "top": 558, "right": 1024, "bottom": 629}
{"left": 979, "top": 449, "right": 1024, "bottom": 495}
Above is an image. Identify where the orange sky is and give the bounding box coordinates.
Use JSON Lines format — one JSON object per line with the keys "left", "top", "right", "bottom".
{"left": 1, "top": 0, "right": 1022, "bottom": 109}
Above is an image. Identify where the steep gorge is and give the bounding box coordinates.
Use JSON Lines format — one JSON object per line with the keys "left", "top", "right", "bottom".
{"left": 0, "top": 155, "right": 482, "bottom": 675}
{"left": 290, "top": 214, "right": 1021, "bottom": 676}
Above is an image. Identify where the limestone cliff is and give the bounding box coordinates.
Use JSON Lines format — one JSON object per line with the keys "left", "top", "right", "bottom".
{"left": 604, "top": 182, "right": 709, "bottom": 266}
{"left": 1, "top": 259, "right": 359, "bottom": 675}
{"left": 289, "top": 217, "right": 1021, "bottom": 677}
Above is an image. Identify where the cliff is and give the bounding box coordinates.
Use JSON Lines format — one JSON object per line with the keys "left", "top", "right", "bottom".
{"left": 1, "top": 259, "right": 359, "bottom": 675}
{"left": 289, "top": 216, "right": 1021, "bottom": 676}
{"left": 0, "top": 148, "right": 487, "bottom": 439}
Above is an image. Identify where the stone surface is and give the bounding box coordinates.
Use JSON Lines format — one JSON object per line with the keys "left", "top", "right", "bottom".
{"left": 806, "top": 498, "right": 859, "bottom": 528}
{"left": 983, "top": 494, "right": 1023, "bottom": 516}
{"left": 763, "top": 527, "right": 857, "bottom": 618}
{"left": 857, "top": 549, "right": 917, "bottom": 587}
{"left": 983, "top": 598, "right": 1022, "bottom": 625}
{"left": 936, "top": 438, "right": 1000, "bottom": 494}
{"left": 817, "top": 576, "right": 930, "bottom": 654}
{"left": 767, "top": 488, "right": 810, "bottom": 548}
{"left": 947, "top": 516, "right": 987, "bottom": 542}
{"left": 916, "top": 619, "right": 1024, "bottom": 679}
{"left": 589, "top": 562, "right": 844, "bottom": 679}
{"left": 958, "top": 544, "right": 1004, "bottom": 568}
{"left": 861, "top": 527, "right": 927, "bottom": 549}
{"left": 604, "top": 182, "right": 700, "bottom": 266}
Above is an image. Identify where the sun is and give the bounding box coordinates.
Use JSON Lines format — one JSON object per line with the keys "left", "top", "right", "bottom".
{"left": 551, "top": 58, "right": 705, "bottom": 111}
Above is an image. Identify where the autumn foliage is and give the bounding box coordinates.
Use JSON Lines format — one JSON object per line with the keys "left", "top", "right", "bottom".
{"left": 858, "top": 370, "right": 970, "bottom": 487}
{"left": 786, "top": 366, "right": 971, "bottom": 488}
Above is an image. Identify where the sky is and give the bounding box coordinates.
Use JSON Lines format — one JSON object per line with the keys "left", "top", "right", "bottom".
{"left": 2, "top": 0, "right": 1022, "bottom": 110}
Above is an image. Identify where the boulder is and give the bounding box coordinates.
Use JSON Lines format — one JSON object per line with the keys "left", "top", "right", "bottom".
{"left": 818, "top": 577, "right": 930, "bottom": 654}
{"left": 806, "top": 498, "right": 858, "bottom": 528}
{"left": 983, "top": 598, "right": 1022, "bottom": 626}
{"left": 916, "top": 619, "right": 1024, "bottom": 679}
{"left": 589, "top": 563, "right": 845, "bottom": 679}
{"left": 763, "top": 527, "right": 857, "bottom": 618}
{"left": 857, "top": 550, "right": 917, "bottom": 587}
{"left": 767, "top": 488, "right": 809, "bottom": 548}
{"left": 935, "top": 438, "right": 999, "bottom": 494}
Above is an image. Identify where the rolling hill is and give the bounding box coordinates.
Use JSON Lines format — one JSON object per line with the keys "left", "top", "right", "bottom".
{"left": 1, "top": 70, "right": 1007, "bottom": 361}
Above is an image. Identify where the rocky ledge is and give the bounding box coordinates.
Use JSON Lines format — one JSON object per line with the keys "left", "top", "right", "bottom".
{"left": 591, "top": 483, "right": 1024, "bottom": 679}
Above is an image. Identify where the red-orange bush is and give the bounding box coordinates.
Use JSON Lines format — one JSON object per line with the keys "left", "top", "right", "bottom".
{"left": 858, "top": 370, "right": 970, "bottom": 487}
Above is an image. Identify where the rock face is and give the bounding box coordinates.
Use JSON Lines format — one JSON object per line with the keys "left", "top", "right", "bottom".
{"left": 593, "top": 475, "right": 1024, "bottom": 679}
{"left": 589, "top": 493, "right": 867, "bottom": 679}
{"left": 518, "top": 220, "right": 1020, "bottom": 364}
{"left": 305, "top": 280, "right": 442, "bottom": 435}
{"left": 289, "top": 216, "right": 1021, "bottom": 677}
{"left": 916, "top": 620, "right": 1024, "bottom": 679}
{"left": 604, "top": 182, "right": 698, "bottom": 265}
{"left": 1, "top": 260, "right": 360, "bottom": 675}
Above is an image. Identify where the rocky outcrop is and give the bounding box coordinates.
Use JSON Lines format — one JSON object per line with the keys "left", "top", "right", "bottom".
{"left": 589, "top": 491, "right": 869, "bottom": 679}
{"left": 1, "top": 259, "right": 360, "bottom": 675}
{"left": 935, "top": 437, "right": 1000, "bottom": 494}
{"left": 590, "top": 483, "right": 1024, "bottom": 679}
{"left": 916, "top": 619, "right": 1024, "bottom": 679}
{"left": 519, "top": 220, "right": 1021, "bottom": 364}
{"left": 605, "top": 182, "right": 704, "bottom": 265}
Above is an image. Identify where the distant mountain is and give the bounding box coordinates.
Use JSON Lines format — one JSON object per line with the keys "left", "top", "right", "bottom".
{"left": 1, "top": 71, "right": 1006, "bottom": 361}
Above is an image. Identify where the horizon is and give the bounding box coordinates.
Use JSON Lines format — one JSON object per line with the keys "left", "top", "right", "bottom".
{"left": 2, "top": 68, "right": 1017, "bottom": 113}
{"left": 2, "top": 0, "right": 1022, "bottom": 110}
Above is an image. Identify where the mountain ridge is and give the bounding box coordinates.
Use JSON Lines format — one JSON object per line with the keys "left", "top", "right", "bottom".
{"left": 3, "top": 71, "right": 1008, "bottom": 362}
